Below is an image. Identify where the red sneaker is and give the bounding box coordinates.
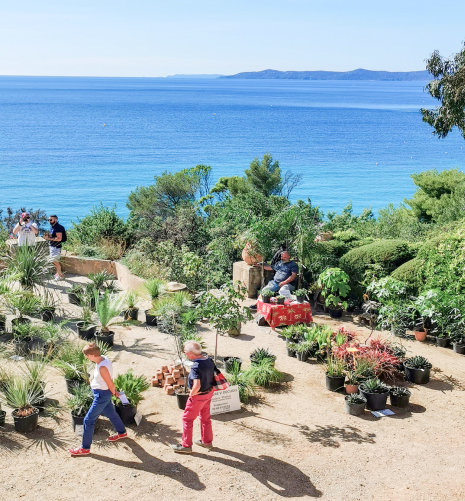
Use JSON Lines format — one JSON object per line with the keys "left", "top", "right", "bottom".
{"left": 69, "top": 447, "right": 90, "bottom": 456}
{"left": 108, "top": 432, "right": 128, "bottom": 442}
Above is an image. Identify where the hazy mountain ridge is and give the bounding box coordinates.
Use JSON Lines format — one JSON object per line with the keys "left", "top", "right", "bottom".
{"left": 221, "top": 68, "right": 431, "bottom": 81}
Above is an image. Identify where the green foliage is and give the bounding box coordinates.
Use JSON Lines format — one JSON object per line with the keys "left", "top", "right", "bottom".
{"left": 68, "top": 204, "right": 128, "bottom": 247}
{"left": 339, "top": 239, "right": 415, "bottom": 290}
{"left": 359, "top": 378, "right": 389, "bottom": 394}
{"left": 421, "top": 42, "right": 465, "bottom": 140}
{"left": 390, "top": 258, "right": 423, "bottom": 294}
{"left": 94, "top": 290, "right": 126, "bottom": 333}
{"left": 1, "top": 376, "right": 44, "bottom": 414}
{"left": 226, "top": 362, "right": 256, "bottom": 404}
{"left": 318, "top": 267, "right": 350, "bottom": 309}
{"left": 6, "top": 244, "right": 55, "bottom": 290}
{"left": 404, "top": 169, "right": 465, "bottom": 223}
{"left": 390, "top": 386, "right": 411, "bottom": 397}
{"left": 144, "top": 278, "right": 166, "bottom": 301}
{"left": 65, "top": 383, "right": 93, "bottom": 417}
{"left": 325, "top": 356, "right": 345, "bottom": 377}
{"left": 38, "top": 321, "right": 71, "bottom": 359}
{"left": 324, "top": 202, "right": 374, "bottom": 232}
{"left": 113, "top": 370, "right": 150, "bottom": 406}
{"left": 244, "top": 153, "right": 283, "bottom": 197}
{"left": 247, "top": 359, "right": 283, "bottom": 388}
{"left": 250, "top": 347, "right": 276, "bottom": 364}
{"left": 6, "top": 291, "right": 41, "bottom": 319}
{"left": 404, "top": 356, "right": 432, "bottom": 370}
{"left": 345, "top": 393, "right": 366, "bottom": 405}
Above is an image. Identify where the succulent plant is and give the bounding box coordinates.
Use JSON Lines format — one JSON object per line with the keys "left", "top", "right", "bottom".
{"left": 345, "top": 393, "right": 367, "bottom": 405}
{"left": 404, "top": 356, "right": 432, "bottom": 370}
{"left": 250, "top": 347, "right": 276, "bottom": 363}
{"left": 390, "top": 386, "right": 411, "bottom": 397}
{"left": 359, "top": 378, "right": 390, "bottom": 394}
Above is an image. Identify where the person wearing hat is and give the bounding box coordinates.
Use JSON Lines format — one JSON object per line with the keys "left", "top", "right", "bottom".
{"left": 12, "top": 212, "right": 39, "bottom": 247}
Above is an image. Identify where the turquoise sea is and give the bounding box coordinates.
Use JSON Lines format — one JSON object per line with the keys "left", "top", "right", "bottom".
{"left": 0, "top": 76, "right": 464, "bottom": 228}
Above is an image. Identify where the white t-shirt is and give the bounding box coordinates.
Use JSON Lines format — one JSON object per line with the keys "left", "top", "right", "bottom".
{"left": 90, "top": 356, "right": 113, "bottom": 390}
{"left": 15, "top": 222, "right": 38, "bottom": 246}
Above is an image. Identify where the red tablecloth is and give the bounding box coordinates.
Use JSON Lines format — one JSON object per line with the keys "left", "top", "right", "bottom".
{"left": 257, "top": 299, "right": 313, "bottom": 328}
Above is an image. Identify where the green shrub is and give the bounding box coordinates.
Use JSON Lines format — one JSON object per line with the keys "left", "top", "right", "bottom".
{"left": 339, "top": 239, "right": 415, "bottom": 288}
{"left": 391, "top": 258, "right": 423, "bottom": 294}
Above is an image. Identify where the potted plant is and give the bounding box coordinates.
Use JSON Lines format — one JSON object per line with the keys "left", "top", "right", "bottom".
{"left": 12, "top": 322, "right": 41, "bottom": 356}
{"left": 20, "top": 360, "right": 48, "bottom": 412}
{"left": 225, "top": 361, "right": 256, "bottom": 403}
{"left": 123, "top": 290, "right": 140, "bottom": 321}
{"left": 260, "top": 288, "right": 275, "bottom": 304}
{"left": 38, "top": 289, "right": 61, "bottom": 322}
{"left": 113, "top": 370, "right": 150, "bottom": 425}
{"left": 404, "top": 356, "right": 432, "bottom": 384}
{"left": 276, "top": 295, "right": 286, "bottom": 305}
{"left": 6, "top": 291, "right": 41, "bottom": 326}
{"left": 247, "top": 358, "right": 283, "bottom": 388}
{"left": 250, "top": 347, "right": 276, "bottom": 366}
{"left": 88, "top": 271, "right": 121, "bottom": 294}
{"left": 286, "top": 341, "right": 298, "bottom": 358}
{"left": 325, "top": 356, "right": 346, "bottom": 392}
{"left": 451, "top": 333, "right": 465, "bottom": 355}
{"left": 318, "top": 268, "right": 350, "bottom": 319}
{"left": 53, "top": 342, "right": 92, "bottom": 393}
{"left": 0, "top": 403, "right": 5, "bottom": 427}
{"left": 223, "top": 356, "right": 242, "bottom": 373}
{"left": 144, "top": 278, "right": 166, "bottom": 325}
{"left": 65, "top": 383, "right": 94, "bottom": 431}
{"left": 344, "top": 370, "right": 360, "bottom": 394}
{"left": 93, "top": 290, "right": 125, "bottom": 347}
{"left": 76, "top": 291, "right": 96, "bottom": 340}
{"left": 38, "top": 321, "right": 70, "bottom": 359}
{"left": 389, "top": 386, "right": 411, "bottom": 407}
{"left": 294, "top": 341, "right": 312, "bottom": 362}
{"left": 66, "top": 282, "right": 87, "bottom": 306}
{"left": 359, "top": 378, "right": 390, "bottom": 411}
{"left": 294, "top": 288, "right": 307, "bottom": 304}
{"left": 1, "top": 376, "right": 43, "bottom": 433}
{"left": 344, "top": 393, "right": 367, "bottom": 416}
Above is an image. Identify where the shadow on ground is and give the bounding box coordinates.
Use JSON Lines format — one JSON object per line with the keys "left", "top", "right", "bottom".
{"left": 195, "top": 448, "right": 322, "bottom": 497}
{"left": 293, "top": 424, "right": 376, "bottom": 448}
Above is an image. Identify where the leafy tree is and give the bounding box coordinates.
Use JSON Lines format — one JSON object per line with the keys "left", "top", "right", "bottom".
{"left": 324, "top": 202, "right": 374, "bottom": 232}
{"left": 404, "top": 168, "right": 465, "bottom": 222}
{"left": 421, "top": 42, "right": 465, "bottom": 139}
{"left": 245, "top": 153, "right": 282, "bottom": 197}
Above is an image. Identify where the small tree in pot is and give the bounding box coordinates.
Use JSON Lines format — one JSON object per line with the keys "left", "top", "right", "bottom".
{"left": 112, "top": 370, "right": 150, "bottom": 426}
{"left": 318, "top": 268, "right": 350, "bottom": 319}
{"left": 93, "top": 290, "right": 125, "bottom": 347}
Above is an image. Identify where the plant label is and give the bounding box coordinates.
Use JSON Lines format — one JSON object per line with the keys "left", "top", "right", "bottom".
{"left": 118, "top": 391, "right": 130, "bottom": 405}
{"left": 211, "top": 385, "right": 241, "bottom": 415}
{"left": 134, "top": 411, "right": 143, "bottom": 426}
{"left": 371, "top": 409, "right": 395, "bottom": 418}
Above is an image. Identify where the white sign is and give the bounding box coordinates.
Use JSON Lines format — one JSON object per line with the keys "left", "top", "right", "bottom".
{"left": 134, "top": 411, "right": 143, "bottom": 426}
{"left": 211, "top": 385, "right": 241, "bottom": 415}
{"left": 371, "top": 409, "right": 395, "bottom": 418}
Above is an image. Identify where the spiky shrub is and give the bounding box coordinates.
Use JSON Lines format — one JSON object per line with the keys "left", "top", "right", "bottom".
{"left": 144, "top": 278, "right": 166, "bottom": 301}
{"left": 112, "top": 370, "right": 150, "bottom": 406}
{"left": 359, "top": 378, "right": 390, "bottom": 394}
{"left": 94, "top": 290, "right": 125, "bottom": 333}
{"left": 20, "top": 360, "right": 47, "bottom": 399}
{"left": 293, "top": 341, "right": 314, "bottom": 354}
{"left": 390, "top": 386, "right": 411, "bottom": 397}
{"left": 325, "top": 356, "right": 345, "bottom": 377}
{"left": 226, "top": 362, "right": 256, "bottom": 403}
{"left": 65, "top": 383, "right": 94, "bottom": 417}
{"left": 247, "top": 359, "right": 283, "bottom": 388}
{"left": 404, "top": 356, "right": 432, "bottom": 370}
{"left": 88, "top": 271, "right": 119, "bottom": 292}
{"left": 125, "top": 290, "right": 139, "bottom": 310}
{"left": 12, "top": 321, "right": 41, "bottom": 341}
{"left": 37, "top": 321, "right": 71, "bottom": 359}
{"left": 6, "top": 244, "right": 55, "bottom": 291}
{"left": 345, "top": 393, "right": 367, "bottom": 405}
{"left": 6, "top": 291, "right": 41, "bottom": 319}
{"left": 1, "top": 376, "right": 44, "bottom": 416}
{"left": 250, "top": 347, "right": 276, "bottom": 364}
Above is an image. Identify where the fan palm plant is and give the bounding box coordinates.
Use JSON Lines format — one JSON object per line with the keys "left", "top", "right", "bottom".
{"left": 94, "top": 290, "right": 125, "bottom": 333}
{"left": 5, "top": 244, "right": 55, "bottom": 291}
{"left": 112, "top": 370, "right": 150, "bottom": 406}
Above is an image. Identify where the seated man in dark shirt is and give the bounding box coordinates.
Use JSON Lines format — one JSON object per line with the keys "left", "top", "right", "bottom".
{"left": 262, "top": 250, "right": 299, "bottom": 294}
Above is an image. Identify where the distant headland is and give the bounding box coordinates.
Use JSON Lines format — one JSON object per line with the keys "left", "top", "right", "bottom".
{"left": 221, "top": 68, "right": 430, "bottom": 81}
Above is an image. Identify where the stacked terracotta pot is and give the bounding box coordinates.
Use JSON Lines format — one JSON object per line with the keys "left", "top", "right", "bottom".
{"left": 152, "top": 363, "right": 188, "bottom": 395}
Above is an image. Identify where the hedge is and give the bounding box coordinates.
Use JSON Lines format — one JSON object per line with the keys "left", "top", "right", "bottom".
{"left": 391, "top": 258, "right": 423, "bottom": 294}
{"left": 339, "top": 239, "right": 415, "bottom": 287}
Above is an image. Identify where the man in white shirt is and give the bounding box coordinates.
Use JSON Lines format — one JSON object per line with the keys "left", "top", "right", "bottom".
{"left": 12, "top": 212, "right": 39, "bottom": 246}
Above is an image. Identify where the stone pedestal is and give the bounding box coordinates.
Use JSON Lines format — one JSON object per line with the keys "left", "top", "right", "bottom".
{"left": 233, "top": 261, "right": 273, "bottom": 298}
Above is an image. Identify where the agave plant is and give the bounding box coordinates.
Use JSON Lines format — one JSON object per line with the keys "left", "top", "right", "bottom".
{"left": 345, "top": 393, "right": 367, "bottom": 405}
{"left": 250, "top": 347, "right": 276, "bottom": 364}
{"left": 404, "top": 356, "right": 432, "bottom": 370}
{"left": 20, "top": 360, "right": 47, "bottom": 400}
{"left": 5, "top": 244, "right": 55, "bottom": 291}
{"left": 390, "top": 386, "right": 411, "bottom": 397}
{"left": 359, "top": 378, "right": 390, "bottom": 394}
{"left": 112, "top": 370, "right": 150, "bottom": 406}
{"left": 144, "top": 278, "right": 166, "bottom": 301}
{"left": 1, "top": 376, "right": 44, "bottom": 416}
{"left": 125, "top": 290, "right": 139, "bottom": 310}
{"left": 94, "top": 290, "right": 125, "bottom": 333}
{"left": 65, "top": 383, "right": 93, "bottom": 417}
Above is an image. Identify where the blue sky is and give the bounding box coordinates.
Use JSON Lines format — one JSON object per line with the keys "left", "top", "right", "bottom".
{"left": 1, "top": 0, "right": 464, "bottom": 77}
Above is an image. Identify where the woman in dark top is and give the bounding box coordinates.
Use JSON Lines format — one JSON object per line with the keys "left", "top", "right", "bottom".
{"left": 171, "top": 341, "right": 215, "bottom": 453}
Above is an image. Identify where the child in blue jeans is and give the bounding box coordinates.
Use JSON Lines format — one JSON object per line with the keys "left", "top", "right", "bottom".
{"left": 69, "top": 342, "right": 127, "bottom": 456}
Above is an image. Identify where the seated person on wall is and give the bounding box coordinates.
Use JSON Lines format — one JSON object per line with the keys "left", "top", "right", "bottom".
{"left": 261, "top": 251, "right": 299, "bottom": 295}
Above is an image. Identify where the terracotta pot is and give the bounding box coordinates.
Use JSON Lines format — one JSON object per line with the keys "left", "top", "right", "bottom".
{"left": 165, "top": 386, "right": 174, "bottom": 395}
{"left": 166, "top": 375, "right": 175, "bottom": 385}
{"left": 345, "top": 384, "right": 359, "bottom": 394}
{"left": 151, "top": 378, "right": 158, "bottom": 387}
{"left": 161, "top": 365, "right": 169, "bottom": 373}
{"left": 414, "top": 329, "right": 427, "bottom": 342}
{"left": 172, "top": 369, "right": 181, "bottom": 379}
{"left": 242, "top": 242, "right": 263, "bottom": 265}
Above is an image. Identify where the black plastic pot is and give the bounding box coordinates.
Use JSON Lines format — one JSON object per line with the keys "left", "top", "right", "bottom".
{"left": 66, "top": 378, "right": 84, "bottom": 394}
{"left": 71, "top": 413, "right": 86, "bottom": 432}
{"left": 76, "top": 322, "right": 96, "bottom": 340}
{"left": 124, "top": 308, "right": 139, "bottom": 321}
{"left": 390, "top": 393, "right": 410, "bottom": 408}
{"left": 296, "top": 352, "right": 309, "bottom": 362}
{"left": 276, "top": 297, "right": 285, "bottom": 305}
{"left": 404, "top": 365, "right": 431, "bottom": 385}
{"left": 262, "top": 295, "right": 271, "bottom": 304}
{"left": 453, "top": 343, "right": 465, "bottom": 355}
{"left": 68, "top": 291, "right": 81, "bottom": 306}
{"left": 41, "top": 309, "right": 55, "bottom": 322}
{"left": 436, "top": 337, "right": 450, "bottom": 348}
{"left": 325, "top": 374, "right": 345, "bottom": 392}
{"left": 296, "top": 295, "right": 306, "bottom": 304}
{"left": 0, "top": 315, "right": 6, "bottom": 332}
{"left": 287, "top": 347, "right": 296, "bottom": 357}
{"left": 12, "top": 407, "right": 39, "bottom": 433}
{"left": 116, "top": 403, "right": 137, "bottom": 425}
{"left": 359, "top": 389, "right": 389, "bottom": 411}
{"left": 95, "top": 331, "right": 114, "bottom": 347}
{"left": 12, "top": 317, "right": 31, "bottom": 327}
{"left": 175, "top": 390, "right": 190, "bottom": 410}
{"left": 13, "top": 339, "right": 31, "bottom": 356}
{"left": 344, "top": 397, "right": 366, "bottom": 416}
{"left": 145, "top": 310, "right": 157, "bottom": 326}
{"left": 223, "top": 357, "right": 242, "bottom": 373}
{"left": 329, "top": 308, "right": 343, "bottom": 319}
{"left": 0, "top": 410, "right": 5, "bottom": 427}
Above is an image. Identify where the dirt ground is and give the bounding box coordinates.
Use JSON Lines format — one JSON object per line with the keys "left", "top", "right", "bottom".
{"left": 1, "top": 274, "right": 464, "bottom": 501}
